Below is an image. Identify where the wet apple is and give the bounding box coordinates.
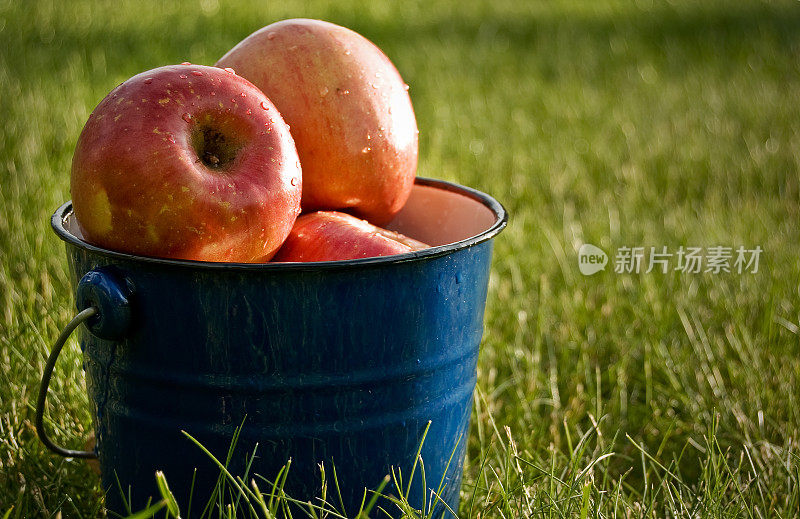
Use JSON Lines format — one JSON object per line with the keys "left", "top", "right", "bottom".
{"left": 217, "top": 19, "right": 418, "bottom": 225}
{"left": 272, "top": 211, "right": 428, "bottom": 262}
{"left": 70, "top": 64, "right": 302, "bottom": 262}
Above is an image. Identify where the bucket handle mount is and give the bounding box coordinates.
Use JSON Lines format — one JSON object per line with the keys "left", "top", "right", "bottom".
{"left": 35, "top": 267, "right": 133, "bottom": 459}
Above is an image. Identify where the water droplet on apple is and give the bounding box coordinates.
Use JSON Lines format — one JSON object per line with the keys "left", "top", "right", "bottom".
{"left": 267, "top": 32, "right": 277, "bottom": 40}
{"left": 370, "top": 83, "right": 378, "bottom": 89}
{"left": 181, "top": 113, "right": 192, "bottom": 123}
{"left": 245, "top": 108, "right": 252, "bottom": 115}
{"left": 290, "top": 178, "right": 298, "bottom": 186}
{"left": 230, "top": 98, "right": 237, "bottom": 103}
{"left": 179, "top": 74, "right": 188, "bottom": 79}
{"left": 344, "top": 50, "right": 351, "bottom": 55}
{"left": 361, "top": 146, "right": 371, "bottom": 153}
{"left": 260, "top": 101, "right": 270, "bottom": 110}
{"left": 143, "top": 78, "right": 153, "bottom": 84}
{"left": 366, "top": 134, "right": 371, "bottom": 140}
{"left": 240, "top": 92, "right": 246, "bottom": 97}
{"left": 404, "top": 84, "right": 410, "bottom": 91}
{"left": 167, "top": 135, "right": 176, "bottom": 144}
{"left": 191, "top": 70, "right": 203, "bottom": 77}
{"left": 224, "top": 67, "right": 236, "bottom": 74}
{"left": 181, "top": 61, "right": 192, "bottom": 65}
{"left": 338, "top": 89, "right": 350, "bottom": 96}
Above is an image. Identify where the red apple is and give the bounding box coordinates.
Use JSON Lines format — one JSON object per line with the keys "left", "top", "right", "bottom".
{"left": 70, "top": 64, "right": 302, "bottom": 262}
{"left": 216, "top": 19, "right": 418, "bottom": 225}
{"left": 272, "top": 211, "right": 428, "bottom": 262}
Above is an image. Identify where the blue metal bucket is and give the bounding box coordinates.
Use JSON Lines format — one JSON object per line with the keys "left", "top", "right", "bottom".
{"left": 38, "top": 177, "right": 506, "bottom": 516}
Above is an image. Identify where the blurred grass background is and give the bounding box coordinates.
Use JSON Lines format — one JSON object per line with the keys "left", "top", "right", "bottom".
{"left": 1, "top": 0, "right": 799, "bottom": 516}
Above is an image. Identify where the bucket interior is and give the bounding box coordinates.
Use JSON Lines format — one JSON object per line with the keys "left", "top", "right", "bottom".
{"left": 384, "top": 182, "right": 499, "bottom": 246}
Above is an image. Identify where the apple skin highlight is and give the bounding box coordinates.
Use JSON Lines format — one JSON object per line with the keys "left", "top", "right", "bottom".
{"left": 272, "top": 211, "right": 428, "bottom": 262}
{"left": 70, "top": 64, "right": 302, "bottom": 263}
{"left": 217, "top": 19, "right": 418, "bottom": 225}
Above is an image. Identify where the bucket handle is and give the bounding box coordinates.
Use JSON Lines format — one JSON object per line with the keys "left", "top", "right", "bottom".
{"left": 35, "top": 307, "right": 100, "bottom": 458}
{"left": 35, "top": 267, "right": 133, "bottom": 459}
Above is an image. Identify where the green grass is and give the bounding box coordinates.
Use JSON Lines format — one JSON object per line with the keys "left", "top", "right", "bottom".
{"left": 2, "top": 0, "right": 800, "bottom": 516}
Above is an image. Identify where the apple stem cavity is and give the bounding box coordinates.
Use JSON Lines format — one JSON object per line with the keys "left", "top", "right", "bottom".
{"left": 191, "top": 124, "right": 242, "bottom": 170}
